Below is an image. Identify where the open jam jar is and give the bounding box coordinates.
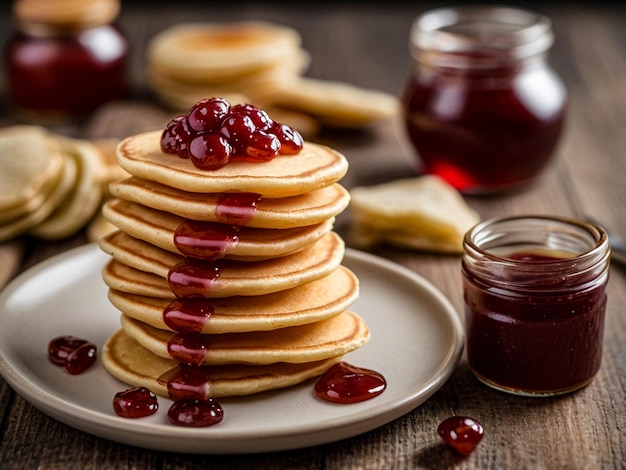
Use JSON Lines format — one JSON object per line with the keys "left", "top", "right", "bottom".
{"left": 4, "top": 0, "right": 128, "bottom": 122}
{"left": 403, "top": 6, "right": 567, "bottom": 194}
{"left": 462, "top": 216, "right": 610, "bottom": 396}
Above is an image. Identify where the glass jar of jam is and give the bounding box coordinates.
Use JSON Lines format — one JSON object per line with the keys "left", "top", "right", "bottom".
{"left": 4, "top": 0, "right": 129, "bottom": 122}
{"left": 462, "top": 215, "right": 610, "bottom": 396}
{"left": 403, "top": 6, "right": 567, "bottom": 194}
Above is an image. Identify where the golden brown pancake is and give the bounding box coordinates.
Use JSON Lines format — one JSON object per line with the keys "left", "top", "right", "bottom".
{"left": 107, "top": 265, "right": 358, "bottom": 333}
{"left": 103, "top": 329, "right": 343, "bottom": 398}
{"left": 101, "top": 231, "right": 345, "bottom": 298}
{"left": 102, "top": 200, "right": 335, "bottom": 260}
{"left": 109, "top": 178, "right": 350, "bottom": 229}
{"left": 120, "top": 310, "right": 369, "bottom": 365}
{"left": 116, "top": 131, "right": 348, "bottom": 197}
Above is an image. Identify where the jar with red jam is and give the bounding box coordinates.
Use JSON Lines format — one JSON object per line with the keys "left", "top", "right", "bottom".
{"left": 403, "top": 6, "right": 567, "bottom": 194}
{"left": 462, "top": 216, "right": 610, "bottom": 396}
{"left": 4, "top": 0, "right": 129, "bottom": 122}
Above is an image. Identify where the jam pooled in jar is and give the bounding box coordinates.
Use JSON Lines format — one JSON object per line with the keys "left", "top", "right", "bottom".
{"left": 462, "top": 216, "right": 610, "bottom": 396}
{"left": 5, "top": 0, "right": 128, "bottom": 121}
{"left": 403, "top": 6, "right": 567, "bottom": 194}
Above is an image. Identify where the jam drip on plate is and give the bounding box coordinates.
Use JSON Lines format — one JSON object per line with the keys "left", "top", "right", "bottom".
{"left": 315, "top": 362, "right": 387, "bottom": 404}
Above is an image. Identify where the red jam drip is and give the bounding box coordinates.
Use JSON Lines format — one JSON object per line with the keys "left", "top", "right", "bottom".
{"left": 163, "top": 298, "right": 214, "bottom": 333}
{"left": 167, "top": 333, "right": 211, "bottom": 365}
{"left": 161, "top": 364, "right": 211, "bottom": 402}
{"left": 315, "top": 362, "right": 386, "bottom": 404}
{"left": 437, "top": 416, "right": 484, "bottom": 456}
{"left": 48, "top": 335, "right": 97, "bottom": 374}
{"left": 167, "top": 259, "right": 220, "bottom": 298}
{"left": 113, "top": 387, "right": 159, "bottom": 419}
{"left": 167, "top": 398, "right": 224, "bottom": 427}
{"left": 174, "top": 220, "right": 239, "bottom": 260}
{"left": 216, "top": 192, "right": 262, "bottom": 225}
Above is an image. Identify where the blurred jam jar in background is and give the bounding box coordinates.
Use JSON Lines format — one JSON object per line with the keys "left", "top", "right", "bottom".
{"left": 5, "top": 0, "right": 129, "bottom": 122}
{"left": 462, "top": 215, "right": 610, "bottom": 396}
{"left": 403, "top": 6, "right": 567, "bottom": 194}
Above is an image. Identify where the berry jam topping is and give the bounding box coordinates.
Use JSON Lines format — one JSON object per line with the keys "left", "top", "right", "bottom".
{"left": 113, "top": 387, "right": 159, "bottom": 418}
{"left": 161, "top": 365, "right": 212, "bottom": 402}
{"left": 48, "top": 335, "right": 97, "bottom": 374}
{"left": 167, "top": 398, "right": 224, "bottom": 427}
{"left": 437, "top": 416, "right": 484, "bottom": 456}
{"left": 48, "top": 335, "right": 88, "bottom": 365}
{"left": 163, "top": 298, "right": 215, "bottom": 333}
{"left": 216, "top": 192, "right": 262, "bottom": 225}
{"left": 167, "top": 259, "right": 220, "bottom": 298}
{"left": 167, "top": 333, "right": 211, "bottom": 365}
{"left": 160, "top": 98, "right": 303, "bottom": 170}
{"left": 174, "top": 220, "right": 239, "bottom": 261}
{"left": 314, "top": 362, "right": 386, "bottom": 403}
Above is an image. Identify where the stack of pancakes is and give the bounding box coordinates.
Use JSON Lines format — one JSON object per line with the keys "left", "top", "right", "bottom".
{"left": 147, "top": 21, "right": 399, "bottom": 135}
{"left": 100, "top": 129, "right": 370, "bottom": 399}
{"left": 0, "top": 125, "right": 124, "bottom": 242}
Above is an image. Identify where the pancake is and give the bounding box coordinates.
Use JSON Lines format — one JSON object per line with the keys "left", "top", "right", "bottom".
{"left": 102, "top": 199, "right": 335, "bottom": 260}
{"left": 0, "top": 125, "right": 64, "bottom": 215}
{"left": 116, "top": 131, "right": 348, "bottom": 197}
{"left": 29, "top": 137, "right": 104, "bottom": 239}
{"left": 0, "top": 143, "right": 78, "bottom": 242}
{"left": 120, "top": 310, "right": 369, "bottom": 365}
{"left": 109, "top": 178, "right": 350, "bottom": 229}
{"left": 107, "top": 265, "right": 358, "bottom": 333}
{"left": 148, "top": 21, "right": 303, "bottom": 83}
{"left": 103, "top": 329, "right": 342, "bottom": 398}
{"left": 273, "top": 77, "right": 400, "bottom": 128}
{"left": 101, "top": 231, "right": 345, "bottom": 298}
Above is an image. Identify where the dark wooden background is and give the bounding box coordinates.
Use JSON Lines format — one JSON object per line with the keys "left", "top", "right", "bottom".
{"left": 0, "top": 2, "right": 625, "bottom": 469}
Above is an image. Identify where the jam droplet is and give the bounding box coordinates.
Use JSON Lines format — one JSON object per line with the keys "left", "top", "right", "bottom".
{"left": 174, "top": 220, "right": 240, "bottom": 261}
{"left": 437, "top": 416, "right": 484, "bottom": 456}
{"left": 167, "top": 333, "right": 211, "bottom": 365}
{"left": 48, "top": 335, "right": 88, "bottom": 365}
{"left": 113, "top": 387, "right": 159, "bottom": 418}
{"left": 314, "top": 362, "right": 386, "bottom": 403}
{"left": 167, "top": 398, "right": 224, "bottom": 427}
{"left": 216, "top": 192, "right": 262, "bottom": 226}
{"left": 163, "top": 298, "right": 214, "bottom": 333}
{"left": 167, "top": 259, "right": 220, "bottom": 298}
{"left": 65, "top": 342, "right": 97, "bottom": 375}
{"left": 162, "top": 364, "right": 211, "bottom": 402}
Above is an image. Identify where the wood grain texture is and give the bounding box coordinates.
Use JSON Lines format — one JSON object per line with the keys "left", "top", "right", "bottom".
{"left": 0, "top": 2, "right": 624, "bottom": 469}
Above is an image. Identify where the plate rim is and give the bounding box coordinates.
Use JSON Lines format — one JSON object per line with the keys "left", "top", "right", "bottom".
{"left": 0, "top": 243, "right": 464, "bottom": 454}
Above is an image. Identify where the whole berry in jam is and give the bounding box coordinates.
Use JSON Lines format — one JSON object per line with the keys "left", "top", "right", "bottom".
{"left": 167, "top": 398, "right": 224, "bottom": 427}
{"left": 113, "top": 387, "right": 159, "bottom": 418}
{"left": 48, "top": 335, "right": 97, "bottom": 374}
{"left": 160, "top": 98, "right": 303, "bottom": 170}
{"left": 437, "top": 416, "right": 484, "bottom": 456}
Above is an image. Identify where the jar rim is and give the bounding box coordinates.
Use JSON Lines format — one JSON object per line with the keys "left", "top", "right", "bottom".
{"left": 410, "top": 5, "right": 554, "bottom": 65}
{"left": 464, "top": 214, "right": 609, "bottom": 266}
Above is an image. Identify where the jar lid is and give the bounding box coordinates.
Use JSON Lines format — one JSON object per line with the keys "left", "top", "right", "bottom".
{"left": 14, "top": 0, "right": 120, "bottom": 35}
{"left": 410, "top": 6, "right": 554, "bottom": 67}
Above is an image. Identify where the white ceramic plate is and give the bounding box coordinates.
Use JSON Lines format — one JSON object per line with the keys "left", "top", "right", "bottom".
{"left": 0, "top": 244, "right": 463, "bottom": 454}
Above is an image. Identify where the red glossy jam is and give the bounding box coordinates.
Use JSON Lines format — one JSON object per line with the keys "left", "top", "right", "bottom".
{"left": 113, "top": 387, "right": 159, "bottom": 418}
{"left": 167, "top": 398, "right": 224, "bottom": 427}
{"left": 167, "top": 333, "right": 211, "bottom": 365}
{"left": 48, "top": 335, "right": 97, "bottom": 374}
{"left": 174, "top": 220, "right": 239, "bottom": 261}
{"left": 464, "top": 250, "right": 607, "bottom": 394}
{"left": 5, "top": 26, "right": 128, "bottom": 118}
{"left": 315, "top": 362, "right": 386, "bottom": 403}
{"left": 216, "top": 192, "right": 262, "bottom": 225}
{"left": 160, "top": 365, "right": 211, "bottom": 402}
{"left": 404, "top": 66, "right": 566, "bottom": 193}
{"left": 437, "top": 416, "right": 484, "bottom": 456}
{"left": 163, "top": 298, "right": 214, "bottom": 333}
{"left": 161, "top": 98, "right": 303, "bottom": 170}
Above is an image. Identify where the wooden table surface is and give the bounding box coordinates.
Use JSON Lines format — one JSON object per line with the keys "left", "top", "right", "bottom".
{"left": 0, "top": 2, "right": 625, "bottom": 469}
